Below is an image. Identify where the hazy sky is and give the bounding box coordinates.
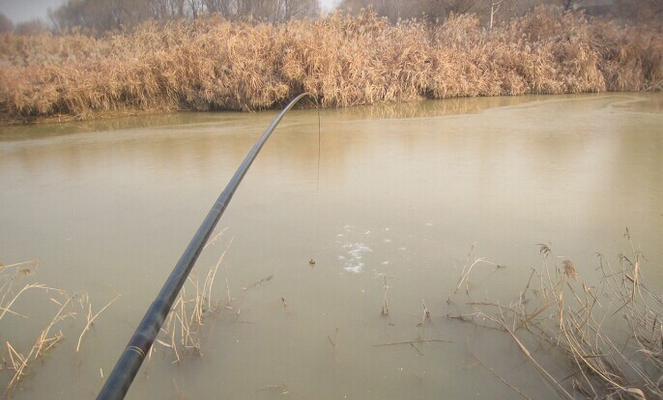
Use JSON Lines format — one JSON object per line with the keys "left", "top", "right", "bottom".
{"left": 320, "top": 0, "right": 342, "bottom": 12}
{"left": 0, "top": 0, "right": 65, "bottom": 22}
{"left": 0, "top": 0, "right": 342, "bottom": 22}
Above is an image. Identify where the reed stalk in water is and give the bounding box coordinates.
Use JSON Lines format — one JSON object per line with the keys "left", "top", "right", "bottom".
{"left": 381, "top": 275, "right": 390, "bottom": 316}
{"left": 447, "top": 231, "right": 663, "bottom": 399}
{"left": 151, "top": 237, "right": 234, "bottom": 363}
{"left": 0, "top": 260, "right": 118, "bottom": 395}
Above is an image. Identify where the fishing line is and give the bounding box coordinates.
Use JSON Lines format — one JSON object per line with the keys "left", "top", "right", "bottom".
{"left": 316, "top": 97, "right": 321, "bottom": 194}
{"left": 308, "top": 94, "right": 323, "bottom": 265}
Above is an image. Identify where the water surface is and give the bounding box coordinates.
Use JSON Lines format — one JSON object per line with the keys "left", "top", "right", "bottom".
{"left": 1, "top": 94, "right": 662, "bottom": 399}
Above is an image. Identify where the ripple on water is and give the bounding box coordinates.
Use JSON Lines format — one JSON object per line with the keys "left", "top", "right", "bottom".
{"left": 340, "top": 242, "right": 373, "bottom": 273}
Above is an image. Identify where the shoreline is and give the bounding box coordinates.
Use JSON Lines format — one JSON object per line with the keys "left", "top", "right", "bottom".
{"left": 1, "top": 90, "right": 659, "bottom": 127}
{"left": 2, "top": 9, "right": 660, "bottom": 124}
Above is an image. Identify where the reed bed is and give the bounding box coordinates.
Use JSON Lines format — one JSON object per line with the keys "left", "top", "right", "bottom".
{"left": 0, "top": 6, "right": 661, "bottom": 123}
{"left": 446, "top": 231, "right": 663, "bottom": 399}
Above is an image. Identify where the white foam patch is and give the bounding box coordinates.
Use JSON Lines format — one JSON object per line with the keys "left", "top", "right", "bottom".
{"left": 344, "top": 262, "right": 364, "bottom": 274}
{"left": 342, "top": 242, "right": 372, "bottom": 273}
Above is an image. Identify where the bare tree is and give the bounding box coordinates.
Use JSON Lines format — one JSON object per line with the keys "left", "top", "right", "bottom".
{"left": 50, "top": 0, "right": 319, "bottom": 31}
{"left": 340, "top": 0, "right": 480, "bottom": 21}
{"left": 562, "top": 0, "right": 576, "bottom": 11}
{"left": 489, "top": 0, "right": 503, "bottom": 29}
{"left": 614, "top": 0, "right": 663, "bottom": 22}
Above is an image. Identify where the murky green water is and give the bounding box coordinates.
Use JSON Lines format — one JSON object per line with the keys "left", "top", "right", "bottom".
{"left": 1, "top": 94, "right": 662, "bottom": 399}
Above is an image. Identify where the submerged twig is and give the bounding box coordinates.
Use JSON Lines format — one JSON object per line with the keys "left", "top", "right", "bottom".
{"left": 373, "top": 338, "right": 452, "bottom": 347}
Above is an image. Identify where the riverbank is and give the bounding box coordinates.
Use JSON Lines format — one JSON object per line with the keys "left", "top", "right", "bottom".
{"left": 1, "top": 7, "right": 661, "bottom": 124}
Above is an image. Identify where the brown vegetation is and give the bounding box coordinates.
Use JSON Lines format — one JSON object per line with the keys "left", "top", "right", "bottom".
{"left": 1, "top": 236, "right": 232, "bottom": 393}
{"left": 0, "top": 260, "right": 117, "bottom": 395}
{"left": 0, "top": 7, "right": 661, "bottom": 123}
{"left": 151, "top": 243, "right": 231, "bottom": 363}
{"left": 447, "top": 232, "right": 663, "bottom": 399}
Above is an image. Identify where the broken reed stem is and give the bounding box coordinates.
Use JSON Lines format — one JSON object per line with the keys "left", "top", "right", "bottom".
{"left": 381, "top": 275, "right": 389, "bottom": 316}
{"left": 373, "top": 338, "right": 452, "bottom": 347}
{"left": 201, "top": 227, "right": 229, "bottom": 251}
{"left": 481, "top": 311, "right": 576, "bottom": 400}
{"left": 0, "top": 283, "right": 47, "bottom": 320}
{"left": 5, "top": 295, "right": 73, "bottom": 394}
{"left": 153, "top": 237, "right": 234, "bottom": 362}
{"left": 421, "top": 299, "right": 431, "bottom": 323}
{"left": 33, "top": 296, "right": 72, "bottom": 359}
{"left": 1, "top": 260, "right": 120, "bottom": 394}
{"left": 242, "top": 274, "right": 274, "bottom": 291}
{"left": 468, "top": 348, "right": 534, "bottom": 400}
{"left": 0, "top": 306, "right": 29, "bottom": 319}
{"left": 455, "top": 257, "right": 496, "bottom": 295}
{"left": 327, "top": 328, "right": 339, "bottom": 350}
{"left": 76, "top": 294, "right": 120, "bottom": 352}
{"left": 205, "top": 237, "right": 234, "bottom": 311}
{"left": 0, "top": 260, "right": 38, "bottom": 274}
{"left": 225, "top": 277, "right": 232, "bottom": 306}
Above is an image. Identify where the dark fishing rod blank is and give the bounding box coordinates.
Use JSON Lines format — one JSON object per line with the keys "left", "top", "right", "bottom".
{"left": 97, "top": 93, "right": 312, "bottom": 400}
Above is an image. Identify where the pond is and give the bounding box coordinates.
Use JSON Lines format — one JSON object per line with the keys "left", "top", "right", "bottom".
{"left": 1, "top": 93, "right": 662, "bottom": 399}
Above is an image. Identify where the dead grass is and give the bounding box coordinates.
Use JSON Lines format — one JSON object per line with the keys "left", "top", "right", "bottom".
{"left": 151, "top": 238, "right": 233, "bottom": 364}
{"left": 1, "top": 233, "right": 236, "bottom": 395}
{"left": 447, "top": 231, "right": 663, "bottom": 399}
{"left": 0, "top": 260, "right": 117, "bottom": 396}
{"left": 0, "top": 6, "right": 660, "bottom": 123}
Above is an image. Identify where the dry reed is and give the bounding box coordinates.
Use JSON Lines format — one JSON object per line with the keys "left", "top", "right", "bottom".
{"left": 447, "top": 231, "right": 663, "bottom": 399}
{"left": 381, "top": 275, "right": 390, "bottom": 316}
{"left": 151, "top": 239, "right": 233, "bottom": 363}
{"left": 0, "top": 6, "right": 660, "bottom": 123}
{"left": 76, "top": 294, "right": 120, "bottom": 352}
{"left": 1, "top": 259, "right": 117, "bottom": 396}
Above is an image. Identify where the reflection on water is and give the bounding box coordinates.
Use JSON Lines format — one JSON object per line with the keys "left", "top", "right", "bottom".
{"left": 0, "top": 112, "right": 231, "bottom": 142}
{"left": 0, "top": 94, "right": 556, "bottom": 142}
{"left": 326, "top": 95, "right": 544, "bottom": 121}
{"left": 0, "top": 94, "right": 662, "bottom": 399}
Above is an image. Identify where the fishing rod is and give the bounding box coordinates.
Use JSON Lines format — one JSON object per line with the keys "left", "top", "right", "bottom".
{"left": 97, "top": 93, "right": 315, "bottom": 400}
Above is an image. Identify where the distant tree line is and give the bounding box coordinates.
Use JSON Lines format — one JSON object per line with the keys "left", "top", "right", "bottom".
{"left": 0, "top": 14, "right": 50, "bottom": 35}
{"left": 48, "top": 0, "right": 319, "bottom": 32}
{"left": 0, "top": 0, "right": 660, "bottom": 35}
{"left": 339, "top": 0, "right": 662, "bottom": 24}
{"left": 339, "top": 0, "right": 569, "bottom": 28}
